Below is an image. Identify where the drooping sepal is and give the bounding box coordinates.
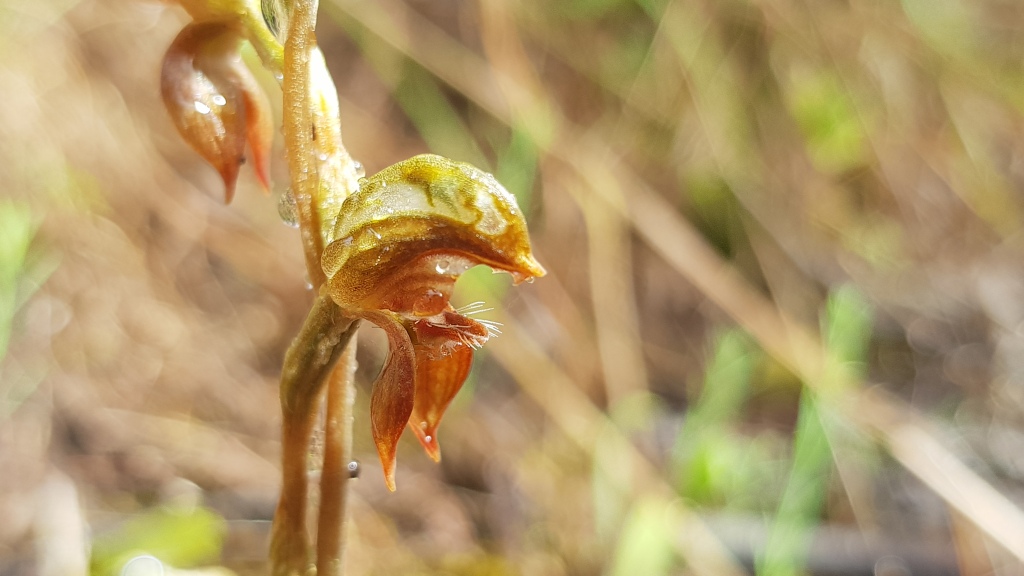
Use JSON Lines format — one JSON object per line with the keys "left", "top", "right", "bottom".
{"left": 363, "top": 311, "right": 416, "bottom": 492}
{"left": 161, "top": 21, "right": 274, "bottom": 203}
{"left": 240, "top": 69, "right": 274, "bottom": 193}
{"left": 408, "top": 309, "right": 490, "bottom": 461}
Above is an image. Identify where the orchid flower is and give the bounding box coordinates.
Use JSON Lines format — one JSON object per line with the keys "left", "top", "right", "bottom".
{"left": 322, "top": 154, "right": 545, "bottom": 490}
{"left": 161, "top": 20, "right": 273, "bottom": 203}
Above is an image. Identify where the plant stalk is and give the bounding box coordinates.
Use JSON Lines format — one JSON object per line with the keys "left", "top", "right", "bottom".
{"left": 270, "top": 0, "right": 362, "bottom": 572}
{"left": 316, "top": 333, "right": 359, "bottom": 575}
{"left": 270, "top": 294, "right": 356, "bottom": 576}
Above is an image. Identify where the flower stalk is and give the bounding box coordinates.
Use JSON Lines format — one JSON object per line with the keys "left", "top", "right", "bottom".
{"left": 271, "top": 0, "right": 363, "bottom": 572}
{"left": 155, "top": 0, "right": 544, "bottom": 573}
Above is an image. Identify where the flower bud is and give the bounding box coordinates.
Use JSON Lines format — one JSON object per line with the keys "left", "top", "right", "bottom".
{"left": 161, "top": 21, "right": 273, "bottom": 202}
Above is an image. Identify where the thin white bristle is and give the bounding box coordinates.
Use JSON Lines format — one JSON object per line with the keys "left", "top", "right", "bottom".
{"left": 457, "top": 301, "right": 495, "bottom": 316}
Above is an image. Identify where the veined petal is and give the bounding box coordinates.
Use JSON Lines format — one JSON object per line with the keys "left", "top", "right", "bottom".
{"left": 408, "top": 310, "right": 489, "bottom": 461}
{"left": 363, "top": 311, "right": 416, "bottom": 492}
{"left": 322, "top": 154, "right": 546, "bottom": 315}
{"left": 161, "top": 22, "right": 273, "bottom": 203}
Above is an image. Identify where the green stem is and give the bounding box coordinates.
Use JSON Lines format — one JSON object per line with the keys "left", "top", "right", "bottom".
{"left": 281, "top": 0, "right": 327, "bottom": 288}
{"left": 270, "top": 294, "right": 357, "bottom": 576}
{"left": 316, "top": 332, "right": 359, "bottom": 575}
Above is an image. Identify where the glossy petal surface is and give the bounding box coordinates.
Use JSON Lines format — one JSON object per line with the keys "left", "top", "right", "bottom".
{"left": 323, "top": 154, "right": 546, "bottom": 313}
{"left": 161, "top": 22, "right": 273, "bottom": 202}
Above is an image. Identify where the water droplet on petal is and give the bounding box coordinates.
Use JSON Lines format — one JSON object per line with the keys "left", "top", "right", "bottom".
{"left": 193, "top": 101, "right": 211, "bottom": 114}
{"left": 278, "top": 189, "right": 299, "bottom": 228}
{"left": 435, "top": 259, "right": 450, "bottom": 274}
{"left": 304, "top": 274, "right": 314, "bottom": 290}
{"left": 353, "top": 160, "right": 365, "bottom": 178}
{"left": 318, "top": 152, "right": 329, "bottom": 162}
{"left": 211, "top": 94, "right": 227, "bottom": 106}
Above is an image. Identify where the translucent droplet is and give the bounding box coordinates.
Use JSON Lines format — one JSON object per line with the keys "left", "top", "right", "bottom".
{"left": 121, "top": 554, "right": 164, "bottom": 576}
{"left": 193, "top": 101, "right": 211, "bottom": 114}
{"left": 424, "top": 435, "right": 432, "bottom": 443}
{"left": 318, "top": 152, "right": 329, "bottom": 162}
{"left": 278, "top": 190, "right": 299, "bottom": 228}
{"left": 435, "top": 259, "right": 450, "bottom": 274}
{"left": 211, "top": 94, "right": 227, "bottom": 106}
{"left": 274, "top": 72, "right": 284, "bottom": 82}
{"left": 347, "top": 460, "right": 360, "bottom": 478}
{"left": 304, "top": 274, "right": 314, "bottom": 290}
{"left": 353, "top": 160, "right": 365, "bottom": 178}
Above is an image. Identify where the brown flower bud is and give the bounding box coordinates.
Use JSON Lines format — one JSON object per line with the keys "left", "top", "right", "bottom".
{"left": 161, "top": 21, "right": 273, "bottom": 202}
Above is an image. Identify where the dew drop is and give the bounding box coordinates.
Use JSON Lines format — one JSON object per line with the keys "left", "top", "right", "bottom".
{"left": 304, "top": 274, "right": 314, "bottom": 290}
{"left": 211, "top": 94, "right": 227, "bottom": 106}
{"left": 423, "top": 435, "right": 432, "bottom": 443}
{"left": 318, "top": 152, "right": 329, "bottom": 162}
{"left": 274, "top": 72, "right": 284, "bottom": 82}
{"left": 347, "top": 460, "right": 360, "bottom": 478}
{"left": 193, "top": 101, "right": 211, "bottom": 114}
{"left": 121, "top": 554, "right": 164, "bottom": 576}
{"left": 353, "top": 160, "right": 365, "bottom": 178}
{"left": 435, "top": 259, "right": 450, "bottom": 274}
{"left": 278, "top": 190, "right": 299, "bottom": 228}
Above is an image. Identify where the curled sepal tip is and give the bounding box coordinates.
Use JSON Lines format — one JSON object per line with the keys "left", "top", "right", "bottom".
{"left": 161, "top": 22, "right": 273, "bottom": 203}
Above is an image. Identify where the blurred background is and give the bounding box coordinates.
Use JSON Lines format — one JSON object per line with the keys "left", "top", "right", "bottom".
{"left": 5, "top": 0, "right": 1024, "bottom": 574}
